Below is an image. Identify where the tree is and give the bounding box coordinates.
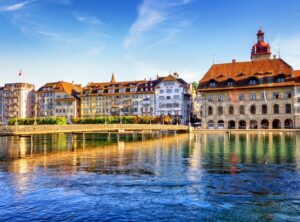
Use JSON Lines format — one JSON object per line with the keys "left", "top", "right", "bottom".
{"left": 192, "top": 81, "right": 199, "bottom": 90}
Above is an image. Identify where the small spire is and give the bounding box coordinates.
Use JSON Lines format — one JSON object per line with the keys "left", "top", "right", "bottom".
{"left": 111, "top": 73, "right": 116, "bottom": 83}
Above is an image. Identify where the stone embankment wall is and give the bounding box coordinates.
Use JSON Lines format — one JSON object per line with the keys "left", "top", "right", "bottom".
{"left": 0, "top": 124, "right": 190, "bottom": 135}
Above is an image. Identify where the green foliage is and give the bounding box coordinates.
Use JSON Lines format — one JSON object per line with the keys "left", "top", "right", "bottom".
{"left": 192, "top": 81, "right": 199, "bottom": 90}
{"left": 8, "top": 117, "right": 67, "bottom": 125}
{"left": 71, "top": 116, "right": 164, "bottom": 124}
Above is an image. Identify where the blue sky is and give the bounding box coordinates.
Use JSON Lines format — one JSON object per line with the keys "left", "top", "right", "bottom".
{"left": 0, "top": 0, "right": 300, "bottom": 87}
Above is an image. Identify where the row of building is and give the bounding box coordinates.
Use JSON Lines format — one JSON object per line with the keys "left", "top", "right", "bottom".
{"left": 1, "top": 28, "right": 300, "bottom": 129}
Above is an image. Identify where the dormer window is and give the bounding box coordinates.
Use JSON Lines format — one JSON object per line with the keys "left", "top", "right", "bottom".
{"left": 209, "top": 80, "right": 217, "bottom": 87}
{"left": 276, "top": 75, "right": 285, "bottom": 83}
{"left": 249, "top": 77, "right": 258, "bottom": 85}
{"left": 227, "top": 79, "right": 234, "bottom": 87}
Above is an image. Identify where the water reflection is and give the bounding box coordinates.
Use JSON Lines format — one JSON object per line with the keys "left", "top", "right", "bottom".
{"left": 0, "top": 132, "right": 299, "bottom": 221}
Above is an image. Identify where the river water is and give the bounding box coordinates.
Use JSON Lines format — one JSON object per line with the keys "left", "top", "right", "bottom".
{"left": 0, "top": 132, "right": 299, "bottom": 221}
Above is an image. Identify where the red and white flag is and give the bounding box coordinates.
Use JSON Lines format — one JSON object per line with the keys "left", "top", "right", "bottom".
{"left": 18, "top": 69, "right": 22, "bottom": 77}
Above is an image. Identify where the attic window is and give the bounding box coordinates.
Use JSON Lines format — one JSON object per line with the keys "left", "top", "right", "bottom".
{"left": 227, "top": 79, "right": 234, "bottom": 87}
{"left": 209, "top": 80, "right": 217, "bottom": 87}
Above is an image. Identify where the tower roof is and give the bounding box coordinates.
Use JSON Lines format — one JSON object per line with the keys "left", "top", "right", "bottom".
{"left": 111, "top": 73, "right": 116, "bottom": 83}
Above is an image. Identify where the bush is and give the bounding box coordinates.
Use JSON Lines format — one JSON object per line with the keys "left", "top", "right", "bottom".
{"left": 8, "top": 117, "right": 67, "bottom": 125}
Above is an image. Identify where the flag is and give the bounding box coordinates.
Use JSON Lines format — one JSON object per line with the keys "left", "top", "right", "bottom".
{"left": 263, "top": 90, "right": 267, "bottom": 103}
{"left": 18, "top": 69, "right": 22, "bottom": 77}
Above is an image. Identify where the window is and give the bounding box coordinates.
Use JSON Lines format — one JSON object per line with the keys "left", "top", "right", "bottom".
{"left": 250, "top": 105, "right": 256, "bottom": 114}
{"left": 166, "top": 103, "right": 172, "bottom": 108}
{"left": 285, "top": 104, "right": 292, "bottom": 114}
{"left": 159, "top": 90, "right": 164, "bottom": 93}
{"left": 227, "top": 80, "right": 234, "bottom": 87}
{"left": 166, "top": 89, "right": 172, "bottom": 93}
{"left": 276, "top": 76, "right": 285, "bottom": 83}
{"left": 159, "top": 96, "right": 164, "bottom": 100}
{"left": 273, "top": 92, "right": 280, "bottom": 99}
{"left": 262, "top": 104, "right": 268, "bottom": 114}
{"left": 239, "top": 105, "right": 245, "bottom": 114}
{"left": 217, "top": 96, "right": 224, "bottom": 102}
{"left": 249, "top": 78, "right": 257, "bottom": 85}
{"left": 285, "top": 91, "right": 292, "bottom": 99}
{"left": 209, "top": 81, "right": 216, "bottom": 87}
{"left": 239, "top": 94, "right": 245, "bottom": 101}
{"left": 173, "top": 95, "right": 180, "bottom": 99}
{"left": 166, "top": 96, "right": 171, "bottom": 100}
{"left": 218, "top": 106, "right": 224, "bottom": 115}
{"left": 175, "top": 89, "right": 179, "bottom": 93}
{"left": 274, "top": 104, "right": 280, "bottom": 114}
{"left": 229, "top": 105, "right": 234, "bottom": 115}
{"left": 173, "top": 103, "right": 180, "bottom": 108}
{"left": 208, "top": 106, "right": 213, "bottom": 116}
{"left": 297, "top": 97, "right": 300, "bottom": 103}
{"left": 250, "top": 93, "right": 256, "bottom": 101}
{"left": 207, "top": 96, "right": 213, "bottom": 102}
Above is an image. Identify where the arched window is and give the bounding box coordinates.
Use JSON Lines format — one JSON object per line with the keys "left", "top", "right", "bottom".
{"left": 208, "top": 106, "right": 213, "bottom": 116}
{"left": 261, "top": 119, "right": 269, "bottom": 129}
{"left": 284, "top": 119, "right": 293, "bottom": 129}
{"left": 274, "top": 104, "right": 280, "bottom": 114}
{"left": 250, "top": 105, "right": 256, "bottom": 114}
{"left": 207, "top": 120, "right": 214, "bottom": 129}
{"left": 229, "top": 105, "right": 234, "bottom": 115}
{"left": 262, "top": 104, "right": 268, "bottom": 114}
{"left": 239, "top": 120, "right": 247, "bottom": 129}
{"left": 217, "top": 120, "right": 224, "bottom": 129}
{"left": 250, "top": 120, "right": 258, "bottom": 129}
{"left": 228, "top": 120, "right": 235, "bottom": 129}
{"left": 218, "top": 106, "right": 223, "bottom": 115}
{"left": 285, "top": 104, "right": 292, "bottom": 114}
{"left": 272, "top": 119, "right": 281, "bottom": 129}
{"left": 239, "top": 105, "right": 245, "bottom": 115}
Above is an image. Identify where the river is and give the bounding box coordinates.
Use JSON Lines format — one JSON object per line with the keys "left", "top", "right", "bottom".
{"left": 0, "top": 132, "right": 299, "bottom": 221}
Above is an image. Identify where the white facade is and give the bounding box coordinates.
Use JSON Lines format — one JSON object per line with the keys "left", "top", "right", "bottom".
{"left": 1, "top": 83, "right": 35, "bottom": 124}
{"left": 295, "top": 86, "right": 300, "bottom": 128}
{"left": 0, "top": 88, "right": 4, "bottom": 124}
{"left": 155, "top": 76, "right": 191, "bottom": 124}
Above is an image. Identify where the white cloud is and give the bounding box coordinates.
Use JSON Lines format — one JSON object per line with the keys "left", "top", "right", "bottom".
{"left": 0, "top": 0, "right": 32, "bottom": 12}
{"left": 73, "top": 13, "right": 102, "bottom": 25}
{"left": 124, "top": 0, "right": 193, "bottom": 49}
{"left": 271, "top": 34, "right": 300, "bottom": 69}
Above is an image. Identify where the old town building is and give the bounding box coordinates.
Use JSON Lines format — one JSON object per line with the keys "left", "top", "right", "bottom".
{"left": 81, "top": 73, "right": 192, "bottom": 123}
{"left": 198, "top": 28, "right": 300, "bottom": 129}
{"left": 0, "top": 83, "right": 35, "bottom": 124}
{"left": 155, "top": 73, "right": 192, "bottom": 124}
{"left": 36, "top": 81, "right": 82, "bottom": 121}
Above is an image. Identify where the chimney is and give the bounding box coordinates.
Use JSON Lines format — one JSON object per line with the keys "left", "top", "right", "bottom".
{"left": 232, "top": 59, "right": 236, "bottom": 63}
{"left": 273, "top": 55, "right": 277, "bottom": 59}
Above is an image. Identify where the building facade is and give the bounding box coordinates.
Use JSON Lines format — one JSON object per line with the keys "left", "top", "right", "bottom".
{"left": 81, "top": 73, "right": 192, "bottom": 123}
{"left": 154, "top": 74, "right": 192, "bottom": 124}
{"left": 0, "top": 87, "right": 4, "bottom": 124}
{"left": 35, "top": 81, "right": 82, "bottom": 122}
{"left": 198, "top": 29, "right": 300, "bottom": 129}
{"left": 0, "top": 83, "right": 35, "bottom": 124}
{"left": 81, "top": 74, "right": 156, "bottom": 118}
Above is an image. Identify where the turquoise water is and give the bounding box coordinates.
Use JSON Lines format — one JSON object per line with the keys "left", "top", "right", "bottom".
{"left": 0, "top": 133, "right": 299, "bottom": 221}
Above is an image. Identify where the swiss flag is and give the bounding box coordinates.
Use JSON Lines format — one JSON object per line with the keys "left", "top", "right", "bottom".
{"left": 18, "top": 69, "right": 22, "bottom": 77}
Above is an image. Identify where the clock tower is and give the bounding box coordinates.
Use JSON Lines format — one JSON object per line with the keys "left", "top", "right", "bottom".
{"left": 251, "top": 28, "right": 271, "bottom": 61}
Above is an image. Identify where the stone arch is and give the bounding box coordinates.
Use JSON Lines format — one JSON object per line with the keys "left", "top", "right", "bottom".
{"left": 217, "top": 120, "right": 225, "bottom": 129}
{"left": 261, "top": 119, "right": 269, "bottom": 129}
{"left": 228, "top": 120, "right": 236, "bottom": 129}
{"left": 249, "top": 120, "right": 258, "bottom": 129}
{"left": 284, "top": 119, "right": 293, "bottom": 129}
{"left": 207, "top": 120, "right": 215, "bottom": 129}
{"left": 272, "top": 119, "right": 281, "bottom": 129}
{"left": 239, "top": 120, "right": 247, "bottom": 129}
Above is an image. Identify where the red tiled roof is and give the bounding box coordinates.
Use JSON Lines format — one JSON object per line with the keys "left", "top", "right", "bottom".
{"left": 199, "top": 58, "right": 292, "bottom": 84}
